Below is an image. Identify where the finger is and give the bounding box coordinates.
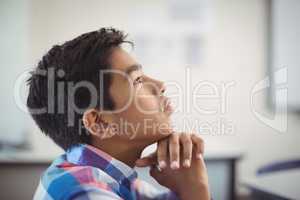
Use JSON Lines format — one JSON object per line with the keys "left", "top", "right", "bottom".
{"left": 135, "top": 152, "right": 157, "bottom": 167}
{"left": 195, "top": 153, "right": 208, "bottom": 172}
{"left": 157, "top": 139, "right": 168, "bottom": 169}
{"left": 191, "top": 134, "right": 204, "bottom": 159}
{"left": 180, "top": 133, "right": 192, "bottom": 168}
{"left": 169, "top": 133, "right": 180, "bottom": 169}
{"left": 149, "top": 165, "right": 161, "bottom": 181}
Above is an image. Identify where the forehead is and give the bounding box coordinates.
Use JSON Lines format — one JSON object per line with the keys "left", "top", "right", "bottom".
{"left": 107, "top": 47, "right": 141, "bottom": 104}
{"left": 109, "top": 47, "right": 137, "bottom": 71}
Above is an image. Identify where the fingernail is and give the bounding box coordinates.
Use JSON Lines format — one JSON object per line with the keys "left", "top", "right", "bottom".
{"left": 156, "top": 165, "right": 162, "bottom": 172}
{"left": 170, "top": 161, "right": 179, "bottom": 169}
{"left": 197, "top": 154, "right": 202, "bottom": 159}
{"left": 159, "top": 161, "right": 166, "bottom": 169}
{"left": 183, "top": 159, "right": 190, "bottom": 167}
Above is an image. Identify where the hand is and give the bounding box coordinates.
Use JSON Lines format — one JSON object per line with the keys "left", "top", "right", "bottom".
{"left": 135, "top": 133, "right": 210, "bottom": 200}
{"left": 135, "top": 132, "right": 204, "bottom": 169}
{"left": 150, "top": 153, "right": 210, "bottom": 200}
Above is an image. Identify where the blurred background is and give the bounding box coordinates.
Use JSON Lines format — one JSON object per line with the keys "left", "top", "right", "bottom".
{"left": 1, "top": 0, "right": 300, "bottom": 199}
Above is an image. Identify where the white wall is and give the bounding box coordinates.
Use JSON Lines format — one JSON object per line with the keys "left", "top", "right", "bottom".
{"left": 0, "top": 0, "right": 31, "bottom": 144}
{"left": 201, "top": 0, "right": 300, "bottom": 186}
{"left": 271, "top": 0, "right": 300, "bottom": 109}
{"left": 24, "top": 0, "right": 300, "bottom": 194}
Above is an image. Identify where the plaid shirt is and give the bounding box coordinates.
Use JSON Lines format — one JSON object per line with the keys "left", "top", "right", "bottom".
{"left": 33, "top": 144, "right": 180, "bottom": 200}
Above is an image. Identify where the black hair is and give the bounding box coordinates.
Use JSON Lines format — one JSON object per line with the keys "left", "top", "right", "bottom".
{"left": 26, "top": 27, "right": 130, "bottom": 150}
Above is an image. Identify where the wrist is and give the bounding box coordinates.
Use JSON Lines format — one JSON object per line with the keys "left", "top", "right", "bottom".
{"left": 177, "top": 182, "right": 210, "bottom": 200}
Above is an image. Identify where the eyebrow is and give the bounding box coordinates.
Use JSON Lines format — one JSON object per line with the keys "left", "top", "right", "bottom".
{"left": 124, "top": 64, "right": 143, "bottom": 75}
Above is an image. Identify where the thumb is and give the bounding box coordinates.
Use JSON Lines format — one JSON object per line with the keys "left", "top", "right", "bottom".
{"left": 149, "top": 164, "right": 161, "bottom": 179}
{"left": 135, "top": 152, "right": 157, "bottom": 167}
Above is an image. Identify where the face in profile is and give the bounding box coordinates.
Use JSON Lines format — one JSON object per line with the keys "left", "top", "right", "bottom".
{"left": 84, "top": 47, "right": 174, "bottom": 144}
{"left": 109, "top": 47, "right": 174, "bottom": 142}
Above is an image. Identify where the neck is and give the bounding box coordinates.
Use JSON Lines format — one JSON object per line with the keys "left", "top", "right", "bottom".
{"left": 91, "top": 137, "right": 148, "bottom": 168}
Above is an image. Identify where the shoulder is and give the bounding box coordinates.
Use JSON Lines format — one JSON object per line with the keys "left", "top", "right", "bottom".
{"left": 35, "top": 162, "right": 120, "bottom": 200}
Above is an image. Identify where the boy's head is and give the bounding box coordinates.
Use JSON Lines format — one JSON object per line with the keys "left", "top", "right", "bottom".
{"left": 27, "top": 27, "right": 174, "bottom": 150}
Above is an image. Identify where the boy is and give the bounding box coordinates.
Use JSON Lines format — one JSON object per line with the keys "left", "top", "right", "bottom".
{"left": 27, "top": 28, "right": 210, "bottom": 200}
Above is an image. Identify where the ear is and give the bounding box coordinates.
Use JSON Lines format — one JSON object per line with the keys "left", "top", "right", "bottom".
{"left": 82, "top": 108, "right": 117, "bottom": 139}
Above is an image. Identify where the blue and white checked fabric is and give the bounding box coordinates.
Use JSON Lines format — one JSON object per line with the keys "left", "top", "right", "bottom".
{"left": 33, "top": 144, "right": 180, "bottom": 200}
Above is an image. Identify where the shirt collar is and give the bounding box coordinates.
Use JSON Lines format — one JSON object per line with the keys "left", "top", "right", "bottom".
{"left": 65, "top": 143, "right": 138, "bottom": 185}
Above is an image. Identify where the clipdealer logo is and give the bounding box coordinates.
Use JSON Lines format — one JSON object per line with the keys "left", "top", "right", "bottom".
{"left": 250, "top": 67, "right": 288, "bottom": 133}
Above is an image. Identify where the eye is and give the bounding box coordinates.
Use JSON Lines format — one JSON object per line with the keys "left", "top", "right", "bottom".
{"left": 134, "top": 76, "right": 144, "bottom": 85}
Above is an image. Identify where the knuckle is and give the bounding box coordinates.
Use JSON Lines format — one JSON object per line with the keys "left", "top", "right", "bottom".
{"left": 157, "top": 143, "right": 165, "bottom": 151}
{"left": 193, "top": 133, "right": 204, "bottom": 142}
{"left": 184, "top": 149, "right": 191, "bottom": 157}
{"left": 171, "top": 150, "right": 179, "bottom": 159}
{"left": 181, "top": 134, "right": 192, "bottom": 144}
{"left": 199, "top": 139, "right": 205, "bottom": 147}
{"left": 183, "top": 142, "right": 192, "bottom": 151}
{"left": 185, "top": 140, "right": 193, "bottom": 148}
{"left": 184, "top": 145, "right": 192, "bottom": 157}
{"left": 171, "top": 154, "right": 179, "bottom": 161}
{"left": 157, "top": 143, "right": 167, "bottom": 155}
{"left": 173, "top": 132, "right": 180, "bottom": 136}
{"left": 157, "top": 150, "right": 166, "bottom": 158}
{"left": 170, "top": 137, "right": 179, "bottom": 146}
{"left": 184, "top": 154, "right": 191, "bottom": 160}
{"left": 170, "top": 133, "right": 180, "bottom": 140}
{"left": 158, "top": 138, "right": 167, "bottom": 145}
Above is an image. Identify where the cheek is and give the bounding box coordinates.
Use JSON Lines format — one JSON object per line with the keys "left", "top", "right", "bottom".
{"left": 112, "top": 86, "right": 164, "bottom": 124}
{"left": 115, "top": 94, "right": 160, "bottom": 124}
{"left": 120, "top": 96, "right": 159, "bottom": 119}
{"left": 111, "top": 82, "right": 132, "bottom": 110}
{"left": 135, "top": 93, "right": 160, "bottom": 114}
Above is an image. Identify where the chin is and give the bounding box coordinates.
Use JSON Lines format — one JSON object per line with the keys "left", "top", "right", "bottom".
{"left": 155, "top": 123, "right": 174, "bottom": 139}
{"left": 145, "top": 134, "right": 169, "bottom": 145}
